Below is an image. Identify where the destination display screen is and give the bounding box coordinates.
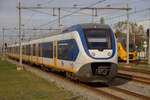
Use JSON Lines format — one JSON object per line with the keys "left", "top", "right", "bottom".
{"left": 83, "top": 29, "right": 113, "bottom": 50}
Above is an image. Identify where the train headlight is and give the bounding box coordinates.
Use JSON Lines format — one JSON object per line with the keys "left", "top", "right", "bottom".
{"left": 91, "top": 52, "right": 95, "bottom": 56}
{"left": 107, "top": 52, "right": 112, "bottom": 56}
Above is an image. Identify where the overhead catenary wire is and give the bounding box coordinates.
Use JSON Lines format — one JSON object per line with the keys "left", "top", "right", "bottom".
{"left": 61, "top": 9, "right": 93, "bottom": 16}
{"left": 36, "top": 0, "right": 55, "bottom": 6}
{"left": 25, "top": 8, "right": 53, "bottom": 16}
{"left": 37, "top": 0, "right": 106, "bottom": 27}
{"left": 95, "top": 8, "right": 149, "bottom": 23}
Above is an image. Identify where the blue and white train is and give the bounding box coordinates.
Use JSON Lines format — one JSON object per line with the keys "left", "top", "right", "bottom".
{"left": 7, "top": 23, "right": 118, "bottom": 83}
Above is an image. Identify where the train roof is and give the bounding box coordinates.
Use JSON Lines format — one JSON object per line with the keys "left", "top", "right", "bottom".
{"left": 62, "top": 23, "right": 111, "bottom": 33}
{"left": 78, "top": 23, "right": 110, "bottom": 29}
{"left": 8, "top": 23, "right": 111, "bottom": 47}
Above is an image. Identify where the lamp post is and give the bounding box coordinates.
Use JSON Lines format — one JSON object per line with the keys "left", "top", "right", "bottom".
{"left": 17, "top": 1, "right": 24, "bottom": 70}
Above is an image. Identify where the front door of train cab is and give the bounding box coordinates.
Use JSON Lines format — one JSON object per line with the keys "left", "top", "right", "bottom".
{"left": 54, "top": 40, "right": 57, "bottom": 65}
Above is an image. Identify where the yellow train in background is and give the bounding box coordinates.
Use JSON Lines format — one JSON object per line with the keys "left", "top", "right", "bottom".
{"left": 117, "top": 38, "right": 136, "bottom": 61}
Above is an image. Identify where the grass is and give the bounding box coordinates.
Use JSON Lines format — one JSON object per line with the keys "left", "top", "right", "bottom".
{"left": 118, "top": 63, "right": 150, "bottom": 71}
{"left": 0, "top": 58, "right": 85, "bottom": 100}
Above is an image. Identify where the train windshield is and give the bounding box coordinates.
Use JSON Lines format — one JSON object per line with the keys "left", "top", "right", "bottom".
{"left": 122, "top": 39, "right": 136, "bottom": 52}
{"left": 83, "top": 29, "right": 112, "bottom": 50}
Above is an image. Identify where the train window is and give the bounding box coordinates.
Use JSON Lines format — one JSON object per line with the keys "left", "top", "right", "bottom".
{"left": 33, "top": 44, "right": 36, "bottom": 56}
{"left": 41, "top": 42, "right": 53, "bottom": 58}
{"left": 49, "top": 44, "right": 53, "bottom": 58}
{"left": 83, "top": 29, "right": 112, "bottom": 50}
{"left": 39, "top": 44, "right": 41, "bottom": 57}
{"left": 57, "top": 44, "right": 63, "bottom": 59}
{"left": 42, "top": 43, "right": 46, "bottom": 57}
{"left": 121, "top": 39, "right": 136, "bottom": 52}
{"left": 57, "top": 42, "right": 69, "bottom": 60}
{"left": 26, "top": 45, "right": 30, "bottom": 55}
{"left": 57, "top": 39, "right": 79, "bottom": 61}
{"left": 62, "top": 44, "right": 68, "bottom": 60}
{"left": 129, "top": 40, "right": 136, "bottom": 52}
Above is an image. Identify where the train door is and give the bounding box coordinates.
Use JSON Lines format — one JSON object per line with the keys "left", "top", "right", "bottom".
{"left": 22, "top": 45, "right": 24, "bottom": 60}
{"left": 31, "top": 44, "right": 33, "bottom": 62}
{"left": 54, "top": 40, "right": 57, "bottom": 65}
{"left": 24, "top": 45, "right": 27, "bottom": 61}
{"left": 38, "top": 43, "right": 43, "bottom": 64}
{"left": 36, "top": 43, "right": 39, "bottom": 63}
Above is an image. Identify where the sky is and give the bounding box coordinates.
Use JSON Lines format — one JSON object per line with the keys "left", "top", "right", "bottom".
{"left": 0, "top": 0, "right": 150, "bottom": 44}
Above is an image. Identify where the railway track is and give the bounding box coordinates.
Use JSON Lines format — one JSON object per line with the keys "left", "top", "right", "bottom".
{"left": 118, "top": 67, "right": 150, "bottom": 79}
{"left": 4, "top": 57, "right": 150, "bottom": 100}
{"left": 118, "top": 67, "right": 150, "bottom": 75}
{"left": 119, "top": 62, "right": 150, "bottom": 66}
{"left": 96, "top": 86, "right": 150, "bottom": 100}
{"left": 117, "top": 73, "right": 150, "bottom": 85}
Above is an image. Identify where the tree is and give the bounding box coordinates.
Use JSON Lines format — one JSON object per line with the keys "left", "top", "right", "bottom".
{"left": 100, "top": 17, "right": 105, "bottom": 24}
{"left": 114, "top": 21, "right": 145, "bottom": 51}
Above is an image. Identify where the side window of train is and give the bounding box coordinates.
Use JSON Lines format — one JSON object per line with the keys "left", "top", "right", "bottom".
{"left": 41, "top": 42, "right": 53, "bottom": 58}
{"left": 57, "top": 41, "right": 69, "bottom": 60}
{"left": 33, "top": 44, "right": 36, "bottom": 56}
{"left": 49, "top": 43, "right": 53, "bottom": 58}
{"left": 26, "top": 45, "right": 30, "bottom": 56}
{"left": 57, "top": 39, "right": 79, "bottom": 61}
{"left": 39, "top": 44, "right": 41, "bottom": 57}
{"left": 68, "top": 40, "right": 74, "bottom": 60}
{"left": 42, "top": 43, "right": 45, "bottom": 58}
{"left": 58, "top": 44, "right": 63, "bottom": 59}
{"left": 72, "top": 39, "right": 79, "bottom": 61}
{"left": 62, "top": 43, "right": 68, "bottom": 60}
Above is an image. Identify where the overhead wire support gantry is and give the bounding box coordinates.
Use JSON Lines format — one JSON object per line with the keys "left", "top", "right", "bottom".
{"left": 17, "top": 6, "right": 131, "bottom": 26}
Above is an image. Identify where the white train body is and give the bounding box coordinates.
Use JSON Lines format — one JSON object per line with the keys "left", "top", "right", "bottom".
{"left": 7, "top": 23, "right": 118, "bottom": 83}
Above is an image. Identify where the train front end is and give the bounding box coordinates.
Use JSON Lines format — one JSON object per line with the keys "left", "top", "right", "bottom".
{"left": 118, "top": 38, "right": 136, "bottom": 61}
{"left": 74, "top": 24, "right": 118, "bottom": 83}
